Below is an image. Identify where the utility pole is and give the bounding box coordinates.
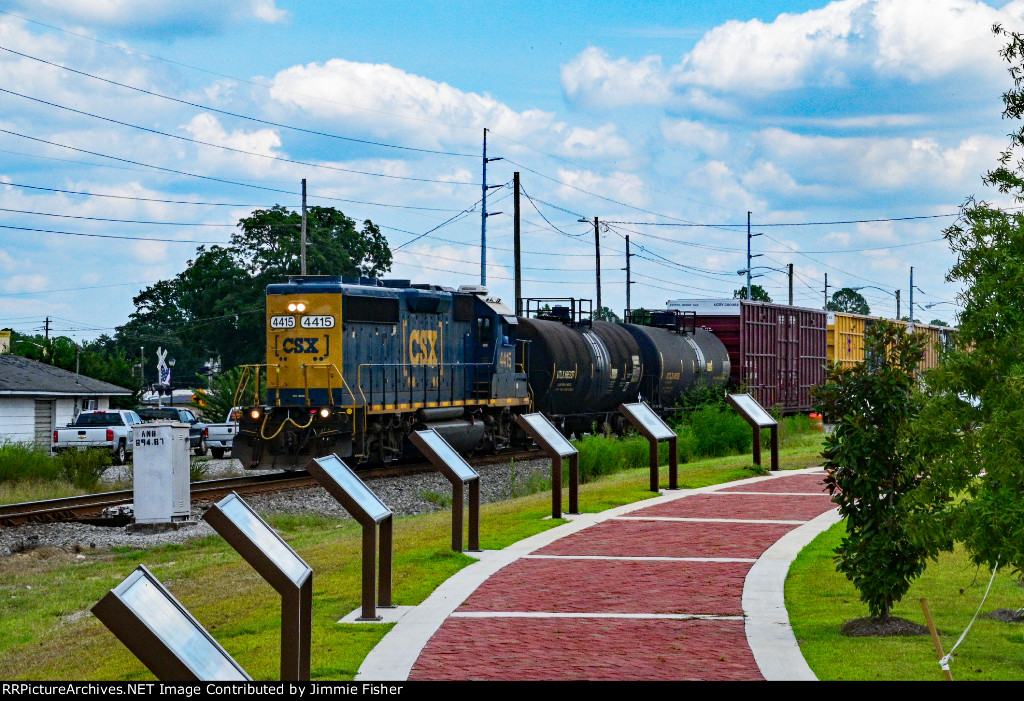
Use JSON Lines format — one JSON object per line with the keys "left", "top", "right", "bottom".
{"left": 746, "top": 212, "right": 762, "bottom": 300}
{"left": 824, "top": 273, "right": 830, "bottom": 310}
{"left": 909, "top": 267, "right": 914, "bottom": 323}
{"left": 480, "top": 128, "right": 503, "bottom": 286}
{"left": 300, "top": 178, "right": 307, "bottom": 275}
{"left": 44, "top": 316, "right": 50, "bottom": 341}
{"left": 513, "top": 172, "right": 522, "bottom": 315}
{"left": 788, "top": 263, "right": 794, "bottom": 307}
{"left": 593, "top": 217, "right": 602, "bottom": 318}
{"left": 896, "top": 289, "right": 901, "bottom": 319}
{"left": 623, "top": 235, "right": 634, "bottom": 317}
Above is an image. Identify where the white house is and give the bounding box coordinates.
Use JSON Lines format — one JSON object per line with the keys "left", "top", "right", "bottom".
{"left": 0, "top": 353, "right": 134, "bottom": 447}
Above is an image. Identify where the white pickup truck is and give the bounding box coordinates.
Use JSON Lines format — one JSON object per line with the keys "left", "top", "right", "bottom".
{"left": 203, "top": 407, "right": 240, "bottom": 459}
{"left": 53, "top": 409, "right": 144, "bottom": 465}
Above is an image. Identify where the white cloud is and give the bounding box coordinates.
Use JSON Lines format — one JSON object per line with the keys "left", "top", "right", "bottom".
{"left": 661, "top": 119, "right": 729, "bottom": 155}
{"left": 183, "top": 114, "right": 281, "bottom": 158}
{"left": 558, "top": 124, "right": 632, "bottom": 160}
{"left": 561, "top": 0, "right": 1017, "bottom": 106}
{"left": 11, "top": 1, "right": 288, "bottom": 33}
{"left": 268, "top": 59, "right": 556, "bottom": 148}
{"left": 555, "top": 168, "right": 648, "bottom": 208}
{"left": 561, "top": 48, "right": 672, "bottom": 108}
{"left": 2, "top": 274, "right": 49, "bottom": 293}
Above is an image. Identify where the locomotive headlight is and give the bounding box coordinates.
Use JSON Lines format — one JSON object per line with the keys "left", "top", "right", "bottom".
{"left": 296, "top": 302, "right": 307, "bottom": 312}
{"left": 319, "top": 407, "right": 331, "bottom": 418}
{"left": 249, "top": 408, "right": 262, "bottom": 420}
{"left": 287, "top": 303, "right": 297, "bottom": 312}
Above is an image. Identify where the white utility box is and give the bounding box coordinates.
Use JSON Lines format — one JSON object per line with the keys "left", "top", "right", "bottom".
{"left": 133, "top": 422, "right": 191, "bottom": 524}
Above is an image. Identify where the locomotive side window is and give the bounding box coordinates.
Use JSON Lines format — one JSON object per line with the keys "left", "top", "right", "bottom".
{"left": 477, "top": 317, "right": 493, "bottom": 346}
{"left": 501, "top": 320, "right": 512, "bottom": 346}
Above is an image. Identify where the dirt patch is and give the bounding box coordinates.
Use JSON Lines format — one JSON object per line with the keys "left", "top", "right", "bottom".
{"left": 981, "top": 608, "right": 1024, "bottom": 623}
{"left": 841, "top": 616, "right": 930, "bottom": 637}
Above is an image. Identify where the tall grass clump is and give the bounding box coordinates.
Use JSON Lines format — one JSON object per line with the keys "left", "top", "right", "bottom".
{"left": 0, "top": 441, "right": 60, "bottom": 483}
{"left": 53, "top": 448, "right": 112, "bottom": 490}
{"left": 686, "top": 405, "right": 752, "bottom": 457}
{"left": 571, "top": 433, "right": 649, "bottom": 482}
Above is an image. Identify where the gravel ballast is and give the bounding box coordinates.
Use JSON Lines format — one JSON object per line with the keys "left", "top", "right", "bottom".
{"left": 0, "top": 456, "right": 554, "bottom": 557}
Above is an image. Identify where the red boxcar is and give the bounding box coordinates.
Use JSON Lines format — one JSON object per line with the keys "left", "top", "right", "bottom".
{"left": 665, "top": 299, "right": 828, "bottom": 413}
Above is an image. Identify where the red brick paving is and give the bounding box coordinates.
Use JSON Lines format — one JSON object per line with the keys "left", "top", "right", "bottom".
{"left": 457, "top": 558, "right": 750, "bottom": 615}
{"left": 638, "top": 492, "right": 834, "bottom": 522}
{"left": 409, "top": 617, "right": 762, "bottom": 681}
{"left": 404, "top": 471, "right": 837, "bottom": 681}
{"left": 720, "top": 472, "right": 830, "bottom": 494}
{"left": 534, "top": 518, "right": 797, "bottom": 559}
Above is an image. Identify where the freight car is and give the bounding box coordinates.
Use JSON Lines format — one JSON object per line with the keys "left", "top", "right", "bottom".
{"left": 826, "top": 312, "right": 956, "bottom": 371}
{"left": 232, "top": 278, "right": 731, "bottom": 470}
{"left": 666, "top": 299, "right": 828, "bottom": 413}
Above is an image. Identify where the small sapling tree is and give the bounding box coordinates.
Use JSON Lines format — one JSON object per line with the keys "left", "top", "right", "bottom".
{"left": 814, "top": 320, "right": 934, "bottom": 627}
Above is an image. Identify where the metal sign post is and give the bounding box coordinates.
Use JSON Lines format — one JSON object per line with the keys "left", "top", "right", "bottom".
{"left": 410, "top": 430, "right": 481, "bottom": 552}
{"left": 306, "top": 454, "right": 393, "bottom": 621}
{"left": 203, "top": 492, "right": 313, "bottom": 681}
{"left": 618, "top": 402, "right": 679, "bottom": 491}
{"left": 726, "top": 393, "right": 780, "bottom": 471}
{"left": 515, "top": 413, "right": 579, "bottom": 519}
{"left": 92, "top": 565, "right": 251, "bottom": 681}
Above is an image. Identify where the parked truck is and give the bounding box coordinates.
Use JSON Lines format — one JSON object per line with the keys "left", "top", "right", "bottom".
{"left": 136, "top": 406, "right": 209, "bottom": 456}
{"left": 202, "top": 407, "right": 240, "bottom": 459}
{"left": 53, "top": 409, "right": 144, "bottom": 465}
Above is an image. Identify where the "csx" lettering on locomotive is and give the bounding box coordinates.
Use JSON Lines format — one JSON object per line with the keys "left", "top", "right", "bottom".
{"left": 409, "top": 329, "right": 439, "bottom": 364}
{"left": 282, "top": 337, "right": 321, "bottom": 354}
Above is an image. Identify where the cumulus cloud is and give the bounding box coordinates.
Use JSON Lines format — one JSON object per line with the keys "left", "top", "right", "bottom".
{"left": 561, "top": 0, "right": 1018, "bottom": 107}
{"left": 555, "top": 168, "right": 648, "bottom": 208}
{"left": 268, "top": 59, "right": 556, "bottom": 148}
{"left": 661, "top": 119, "right": 729, "bottom": 156}
{"left": 10, "top": 1, "right": 288, "bottom": 35}
{"left": 558, "top": 124, "right": 632, "bottom": 160}
{"left": 183, "top": 114, "right": 281, "bottom": 157}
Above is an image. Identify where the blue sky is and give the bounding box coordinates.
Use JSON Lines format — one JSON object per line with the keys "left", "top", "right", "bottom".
{"left": 0, "top": 0, "right": 1021, "bottom": 348}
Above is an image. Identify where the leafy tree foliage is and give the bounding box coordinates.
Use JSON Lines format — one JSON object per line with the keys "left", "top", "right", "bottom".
{"left": 732, "top": 284, "right": 772, "bottom": 302}
{"left": 597, "top": 306, "right": 621, "bottom": 322}
{"left": 928, "top": 319, "right": 949, "bottom": 327}
{"left": 112, "top": 206, "right": 390, "bottom": 391}
{"left": 908, "top": 26, "right": 1024, "bottom": 576}
{"left": 826, "top": 287, "right": 870, "bottom": 314}
{"left": 8, "top": 331, "right": 141, "bottom": 408}
{"left": 813, "top": 321, "right": 934, "bottom": 620}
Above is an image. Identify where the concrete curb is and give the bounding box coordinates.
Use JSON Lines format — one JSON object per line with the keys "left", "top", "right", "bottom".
{"left": 742, "top": 506, "right": 842, "bottom": 681}
{"left": 356, "top": 467, "right": 830, "bottom": 681}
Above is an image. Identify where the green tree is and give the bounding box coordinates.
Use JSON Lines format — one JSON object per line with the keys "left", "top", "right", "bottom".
{"left": 732, "top": 284, "right": 772, "bottom": 302}
{"left": 112, "top": 206, "right": 390, "bottom": 388}
{"left": 908, "top": 25, "right": 1024, "bottom": 576}
{"left": 597, "top": 306, "right": 621, "bottom": 322}
{"left": 928, "top": 319, "right": 949, "bottom": 327}
{"left": 826, "top": 288, "right": 870, "bottom": 314}
{"left": 813, "top": 321, "right": 934, "bottom": 621}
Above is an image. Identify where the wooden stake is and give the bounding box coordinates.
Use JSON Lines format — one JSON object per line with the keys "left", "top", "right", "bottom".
{"left": 920, "top": 598, "right": 953, "bottom": 681}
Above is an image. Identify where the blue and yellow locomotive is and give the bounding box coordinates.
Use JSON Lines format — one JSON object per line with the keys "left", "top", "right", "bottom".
{"left": 233, "top": 277, "right": 530, "bottom": 469}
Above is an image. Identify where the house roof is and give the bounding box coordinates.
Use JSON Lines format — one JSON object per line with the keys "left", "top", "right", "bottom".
{"left": 0, "top": 354, "right": 133, "bottom": 396}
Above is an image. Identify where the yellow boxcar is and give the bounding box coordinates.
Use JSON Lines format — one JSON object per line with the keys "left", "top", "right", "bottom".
{"left": 828, "top": 313, "right": 954, "bottom": 372}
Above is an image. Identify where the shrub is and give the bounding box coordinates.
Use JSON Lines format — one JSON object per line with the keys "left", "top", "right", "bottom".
{"left": 53, "top": 448, "right": 112, "bottom": 490}
{"left": 0, "top": 442, "right": 61, "bottom": 484}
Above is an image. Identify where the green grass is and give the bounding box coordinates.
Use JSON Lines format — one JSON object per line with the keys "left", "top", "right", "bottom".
{"left": 0, "top": 436, "right": 825, "bottom": 681}
{"left": 787, "top": 521, "right": 1024, "bottom": 681}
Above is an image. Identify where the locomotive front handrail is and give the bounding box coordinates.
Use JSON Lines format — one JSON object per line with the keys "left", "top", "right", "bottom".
{"left": 235, "top": 364, "right": 279, "bottom": 407}
{"left": 355, "top": 362, "right": 494, "bottom": 410}
{"left": 299, "top": 362, "right": 360, "bottom": 409}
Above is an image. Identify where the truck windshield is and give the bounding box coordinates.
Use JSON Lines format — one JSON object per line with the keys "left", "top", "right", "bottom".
{"left": 73, "top": 413, "right": 124, "bottom": 427}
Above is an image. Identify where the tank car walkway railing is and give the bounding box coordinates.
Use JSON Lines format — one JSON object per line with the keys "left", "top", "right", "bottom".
{"left": 356, "top": 467, "right": 839, "bottom": 682}
{"left": 356, "top": 362, "right": 494, "bottom": 411}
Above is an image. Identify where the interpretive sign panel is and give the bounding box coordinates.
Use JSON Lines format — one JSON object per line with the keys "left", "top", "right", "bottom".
{"left": 211, "top": 493, "right": 310, "bottom": 587}
{"left": 619, "top": 402, "right": 675, "bottom": 441}
{"left": 311, "top": 454, "right": 391, "bottom": 523}
{"left": 412, "top": 430, "right": 479, "bottom": 482}
{"left": 728, "top": 394, "right": 777, "bottom": 427}
{"left": 516, "top": 413, "right": 576, "bottom": 457}
{"left": 92, "top": 565, "right": 251, "bottom": 681}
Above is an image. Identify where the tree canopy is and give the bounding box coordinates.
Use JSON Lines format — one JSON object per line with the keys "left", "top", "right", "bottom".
{"left": 732, "top": 284, "right": 772, "bottom": 302}
{"left": 826, "top": 288, "right": 870, "bottom": 314}
{"left": 113, "top": 206, "right": 391, "bottom": 390}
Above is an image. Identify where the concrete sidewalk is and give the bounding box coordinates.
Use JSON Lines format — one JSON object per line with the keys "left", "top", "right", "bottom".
{"left": 356, "top": 467, "right": 840, "bottom": 682}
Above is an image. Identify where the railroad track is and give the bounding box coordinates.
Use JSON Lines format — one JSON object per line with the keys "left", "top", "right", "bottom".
{"left": 0, "top": 449, "right": 541, "bottom": 527}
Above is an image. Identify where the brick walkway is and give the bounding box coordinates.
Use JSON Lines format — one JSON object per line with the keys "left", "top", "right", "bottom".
{"left": 361, "top": 468, "right": 838, "bottom": 681}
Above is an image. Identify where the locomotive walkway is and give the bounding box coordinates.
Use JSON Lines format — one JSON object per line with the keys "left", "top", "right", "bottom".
{"left": 356, "top": 467, "right": 840, "bottom": 682}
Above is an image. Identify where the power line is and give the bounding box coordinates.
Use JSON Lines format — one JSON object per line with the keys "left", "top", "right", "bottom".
{"left": 0, "top": 87, "right": 478, "bottom": 186}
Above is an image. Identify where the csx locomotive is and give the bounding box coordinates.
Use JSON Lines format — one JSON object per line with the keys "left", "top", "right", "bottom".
{"left": 232, "top": 276, "right": 731, "bottom": 470}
